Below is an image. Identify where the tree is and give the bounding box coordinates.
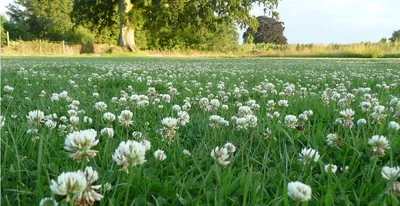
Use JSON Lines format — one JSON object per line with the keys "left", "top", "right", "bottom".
{"left": 72, "top": 0, "right": 280, "bottom": 50}
{"left": 1, "top": 15, "right": 8, "bottom": 45}
{"left": 389, "top": 29, "right": 400, "bottom": 42}
{"left": 243, "top": 16, "right": 287, "bottom": 44}
{"left": 6, "top": 0, "right": 73, "bottom": 41}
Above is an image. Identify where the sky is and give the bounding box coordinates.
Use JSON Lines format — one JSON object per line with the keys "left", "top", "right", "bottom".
{"left": 1, "top": 0, "right": 399, "bottom": 44}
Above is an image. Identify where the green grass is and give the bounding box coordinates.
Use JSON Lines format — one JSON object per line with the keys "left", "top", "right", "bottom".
{"left": 1, "top": 57, "right": 400, "bottom": 205}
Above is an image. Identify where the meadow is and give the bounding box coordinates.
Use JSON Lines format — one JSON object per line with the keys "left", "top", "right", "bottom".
{"left": 1, "top": 57, "right": 400, "bottom": 205}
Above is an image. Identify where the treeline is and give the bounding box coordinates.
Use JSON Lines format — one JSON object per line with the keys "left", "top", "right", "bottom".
{"left": 1, "top": 0, "right": 279, "bottom": 51}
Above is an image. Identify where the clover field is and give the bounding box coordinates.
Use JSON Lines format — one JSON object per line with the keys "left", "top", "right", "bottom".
{"left": 1, "top": 57, "right": 400, "bottom": 206}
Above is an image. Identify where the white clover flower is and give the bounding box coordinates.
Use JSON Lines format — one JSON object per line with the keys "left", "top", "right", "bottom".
{"left": 103, "top": 182, "right": 112, "bottom": 191}
{"left": 199, "top": 97, "right": 209, "bottom": 109}
{"left": 209, "top": 115, "right": 229, "bottom": 129}
{"left": 388, "top": 121, "right": 400, "bottom": 131}
{"left": 245, "top": 114, "right": 258, "bottom": 128}
{"left": 177, "top": 111, "right": 190, "bottom": 126}
{"left": 71, "top": 100, "right": 80, "bottom": 106}
{"left": 27, "top": 110, "right": 45, "bottom": 127}
{"left": 3, "top": 85, "right": 14, "bottom": 93}
{"left": 284, "top": 115, "right": 298, "bottom": 129}
{"left": 381, "top": 166, "right": 400, "bottom": 180}
{"left": 83, "top": 116, "right": 92, "bottom": 124}
{"left": 69, "top": 116, "right": 79, "bottom": 125}
{"left": 100, "top": 127, "right": 114, "bottom": 138}
{"left": 154, "top": 149, "right": 167, "bottom": 161}
{"left": 339, "top": 108, "right": 354, "bottom": 118}
{"left": 211, "top": 146, "right": 230, "bottom": 166}
{"left": 235, "top": 117, "right": 248, "bottom": 130}
{"left": 182, "top": 102, "right": 192, "bottom": 111}
{"left": 94, "top": 102, "right": 107, "bottom": 111}
{"left": 326, "top": 133, "right": 341, "bottom": 147}
{"left": 324, "top": 164, "right": 338, "bottom": 174}
{"left": 183, "top": 149, "right": 191, "bottom": 156}
{"left": 60, "top": 116, "right": 68, "bottom": 123}
{"left": 92, "top": 92, "right": 99, "bottom": 98}
{"left": 83, "top": 166, "right": 99, "bottom": 185}
{"left": 39, "top": 197, "right": 58, "bottom": 206}
{"left": 368, "top": 135, "right": 390, "bottom": 157}
{"left": 371, "top": 105, "right": 387, "bottom": 124}
{"left": 59, "top": 91, "right": 69, "bottom": 99}
{"left": 103, "top": 112, "right": 116, "bottom": 122}
{"left": 339, "top": 108, "right": 355, "bottom": 128}
{"left": 299, "top": 148, "right": 320, "bottom": 164}
{"left": 158, "top": 117, "right": 179, "bottom": 143}
{"left": 172, "top": 105, "right": 181, "bottom": 111}
{"left": 51, "top": 93, "right": 60, "bottom": 101}
{"left": 278, "top": 100, "right": 289, "bottom": 107}
{"left": 222, "top": 105, "right": 229, "bottom": 110}
{"left": 64, "top": 129, "right": 99, "bottom": 162}
{"left": 287, "top": 181, "right": 312, "bottom": 202}
{"left": 304, "top": 110, "right": 313, "bottom": 117}
{"left": 223, "top": 142, "right": 236, "bottom": 153}
{"left": 44, "top": 120, "right": 57, "bottom": 129}
{"left": 74, "top": 166, "right": 103, "bottom": 205}
{"left": 265, "top": 100, "right": 275, "bottom": 109}
{"left": 31, "top": 135, "right": 40, "bottom": 142}
{"left": 391, "top": 181, "right": 400, "bottom": 196}
{"left": 161, "top": 117, "right": 178, "bottom": 129}
{"left": 208, "top": 99, "right": 221, "bottom": 110}
{"left": 357, "top": 118, "right": 367, "bottom": 126}
{"left": 112, "top": 140, "right": 147, "bottom": 173}
{"left": 238, "top": 106, "right": 252, "bottom": 116}
{"left": 147, "top": 87, "right": 157, "bottom": 96}
{"left": 161, "top": 94, "right": 171, "bottom": 103}
{"left": 67, "top": 110, "right": 77, "bottom": 117}
{"left": 132, "top": 131, "right": 143, "bottom": 139}
{"left": 298, "top": 114, "right": 308, "bottom": 121}
{"left": 50, "top": 171, "right": 87, "bottom": 202}
{"left": 27, "top": 128, "right": 38, "bottom": 135}
{"left": 118, "top": 110, "right": 134, "bottom": 127}
{"left": 141, "top": 139, "right": 151, "bottom": 151}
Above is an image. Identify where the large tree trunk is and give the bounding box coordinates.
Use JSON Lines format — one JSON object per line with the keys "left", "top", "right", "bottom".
{"left": 117, "top": 0, "right": 135, "bottom": 51}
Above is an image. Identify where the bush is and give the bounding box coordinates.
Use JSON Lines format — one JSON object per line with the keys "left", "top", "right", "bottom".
{"left": 66, "top": 26, "right": 95, "bottom": 53}
{"left": 1, "top": 25, "right": 7, "bottom": 45}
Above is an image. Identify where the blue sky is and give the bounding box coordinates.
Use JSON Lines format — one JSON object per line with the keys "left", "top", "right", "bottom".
{"left": 1, "top": 0, "right": 399, "bottom": 44}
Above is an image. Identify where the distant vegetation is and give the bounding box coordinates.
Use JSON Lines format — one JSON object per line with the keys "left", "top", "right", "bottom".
{"left": 243, "top": 16, "right": 288, "bottom": 45}
{"left": 1, "top": 0, "right": 280, "bottom": 51}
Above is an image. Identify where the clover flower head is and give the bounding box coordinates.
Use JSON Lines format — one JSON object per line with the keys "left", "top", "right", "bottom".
{"left": 368, "top": 135, "right": 390, "bottom": 157}
{"left": 112, "top": 140, "right": 147, "bottom": 173}
{"left": 154, "top": 149, "right": 167, "bottom": 161}
{"left": 287, "top": 181, "right": 312, "bottom": 202}
{"left": 299, "top": 148, "right": 320, "bottom": 164}
{"left": 64, "top": 129, "right": 99, "bottom": 162}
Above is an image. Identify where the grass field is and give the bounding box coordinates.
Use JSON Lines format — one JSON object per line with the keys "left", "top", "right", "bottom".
{"left": 1, "top": 57, "right": 400, "bottom": 205}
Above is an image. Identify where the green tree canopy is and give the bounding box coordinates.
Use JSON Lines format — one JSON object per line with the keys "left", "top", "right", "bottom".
{"left": 389, "top": 29, "right": 400, "bottom": 42}
{"left": 72, "top": 0, "right": 280, "bottom": 49}
{"left": 6, "top": 0, "right": 73, "bottom": 41}
{"left": 243, "top": 16, "right": 287, "bottom": 44}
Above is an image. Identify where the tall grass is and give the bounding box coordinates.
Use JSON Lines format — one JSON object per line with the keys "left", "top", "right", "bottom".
{"left": 239, "top": 42, "right": 400, "bottom": 58}
{"left": 2, "top": 41, "right": 400, "bottom": 58}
